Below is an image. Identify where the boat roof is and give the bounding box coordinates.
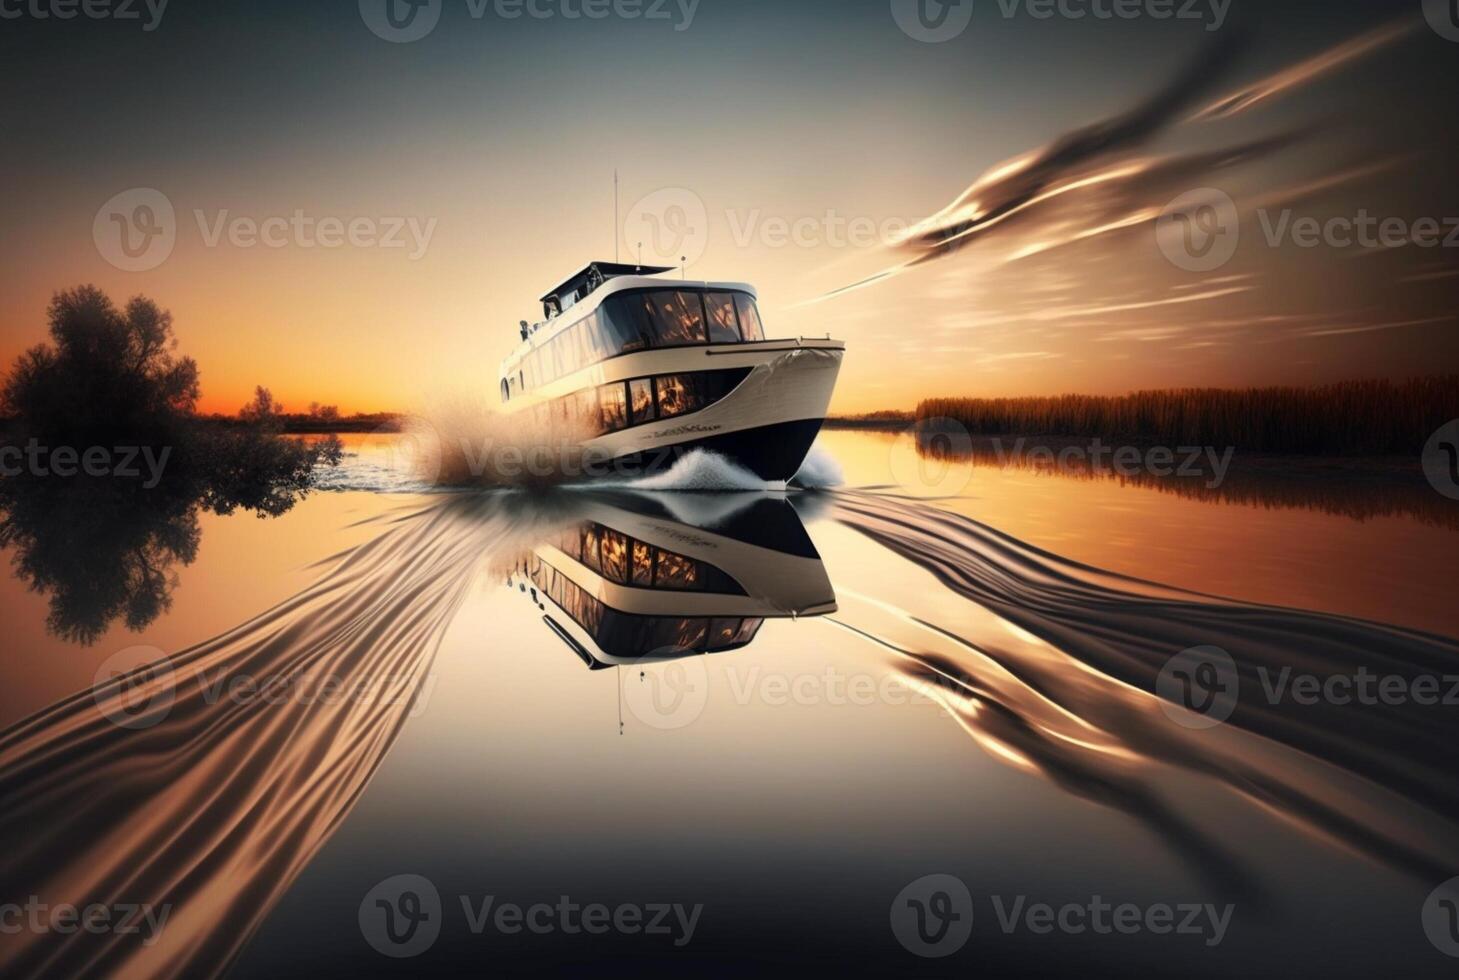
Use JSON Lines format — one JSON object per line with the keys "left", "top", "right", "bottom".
{"left": 539, "top": 261, "right": 675, "bottom": 303}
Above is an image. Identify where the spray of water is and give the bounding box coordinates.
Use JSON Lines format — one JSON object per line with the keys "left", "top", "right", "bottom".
{"left": 325, "top": 396, "right": 843, "bottom": 494}
{"left": 426, "top": 397, "right": 603, "bottom": 489}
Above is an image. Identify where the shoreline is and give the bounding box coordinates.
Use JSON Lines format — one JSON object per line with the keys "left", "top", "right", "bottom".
{"left": 821, "top": 423, "right": 1428, "bottom": 478}
{"left": 2, "top": 418, "right": 1433, "bottom": 480}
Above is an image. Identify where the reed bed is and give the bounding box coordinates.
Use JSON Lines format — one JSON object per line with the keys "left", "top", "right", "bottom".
{"left": 915, "top": 377, "right": 1459, "bottom": 456}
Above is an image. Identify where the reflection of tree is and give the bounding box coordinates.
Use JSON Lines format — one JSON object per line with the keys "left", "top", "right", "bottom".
{"left": 0, "top": 476, "right": 201, "bottom": 644}
{"left": 0, "top": 286, "right": 340, "bottom": 645}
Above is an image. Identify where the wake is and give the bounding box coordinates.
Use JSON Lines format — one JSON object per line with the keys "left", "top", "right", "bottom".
{"left": 7, "top": 487, "right": 1451, "bottom": 976}
{"left": 0, "top": 496, "right": 570, "bottom": 980}
{"left": 827, "top": 489, "right": 1459, "bottom": 899}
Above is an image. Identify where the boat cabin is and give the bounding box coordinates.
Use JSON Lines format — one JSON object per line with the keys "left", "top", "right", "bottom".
{"left": 502, "top": 263, "right": 769, "bottom": 404}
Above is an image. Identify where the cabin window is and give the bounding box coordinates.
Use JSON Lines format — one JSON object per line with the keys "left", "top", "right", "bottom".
{"left": 563, "top": 522, "right": 747, "bottom": 596}
{"left": 705, "top": 292, "right": 740, "bottom": 343}
{"left": 599, "top": 296, "right": 654, "bottom": 355}
{"left": 655, "top": 550, "right": 700, "bottom": 590}
{"left": 649, "top": 618, "right": 709, "bottom": 655}
{"left": 629, "top": 378, "right": 655, "bottom": 425}
{"left": 571, "top": 320, "right": 588, "bottom": 367}
{"left": 655, "top": 374, "right": 702, "bottom": 419}
{"left": 733, "top": 618, "right": 763, "bottom": 645}
{"left": 533, "top": 368, "right": 749, "bottom": 438}
{"left": 708, "top": 618, "right": 741, "bottom": 651}
{"left": 575, "top": 388, "right": 598, "bottom": 434}
{"left": 570, "top": 323, "right": 589, "bottom": 373}
{"left": 734, "top": 293, "right": 765, "bottom": 341}
{"left": 644, "top": 291, "right": 706, "bottom": 346}
{"left": 562, "top": 576, "right": 603, "bottom": 634}
{"left": 600, "top": 529, "right": 630, "bottom": 583}
{"left": 598, "top": 382, "right": 628, "bottom": 432}
{"left": 630, "top": 541, "right": 653, "bottom": 586}
{"left": 555, "top": 338, "right": 568, "bottom": 381}
{"left": 501, "top": 379, "right": 510, "bottom": 403}
{"left": 580, "top": 525, "right": 601, "bottom": 573}
{"left": 581, "top": 313, "right": 607, "bottom": 362}
{"left": 564, "top": 330, "right": 578, "bottom": 375}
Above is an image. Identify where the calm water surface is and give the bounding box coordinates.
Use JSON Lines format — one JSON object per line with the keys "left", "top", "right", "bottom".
{"left": 3, "top": 430, "right": 1458, "bottom": 978}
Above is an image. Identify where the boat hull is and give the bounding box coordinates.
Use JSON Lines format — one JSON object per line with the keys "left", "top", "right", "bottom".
{"left": 608, "top": 417, "right": 827, "bottom": 482}
{"left": 587, "top": 343, "right": 844, "bottom": 482}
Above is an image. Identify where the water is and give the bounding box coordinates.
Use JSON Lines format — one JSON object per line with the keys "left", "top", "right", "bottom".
{"left": 2, "top": 430, "right": 1457, "bottom": 978}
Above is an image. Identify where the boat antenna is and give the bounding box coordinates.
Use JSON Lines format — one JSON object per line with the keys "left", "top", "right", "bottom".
{"left": 613, "top": 169, "right": 620, "bottom": 264}
{"left": 681, "top": 257, "right": 687, "bottom": 281}
{"left": 636, "top": 241, "right": 642, "bottom": 272}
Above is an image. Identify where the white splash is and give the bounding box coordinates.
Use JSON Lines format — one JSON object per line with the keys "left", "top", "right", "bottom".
{"left": 623, "top": 449, "right": 781, "bottom": 492}
{"left": 792, "top": 444, "right": 844, "bottom": 489}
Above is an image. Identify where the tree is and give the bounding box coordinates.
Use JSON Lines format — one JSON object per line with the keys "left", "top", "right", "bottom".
{"left": 239, "top": 386, "right": 281, "bottom": 425}
{"left": 0, "top": 286, "right": 342, "bottom": 644}
{"left": 2, "top": 286, "right": 201, "bottom": 444}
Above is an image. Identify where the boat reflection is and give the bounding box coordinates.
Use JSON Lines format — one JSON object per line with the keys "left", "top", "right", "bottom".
{"left": 511, "top": 492, "right": 836, "bottom": 668}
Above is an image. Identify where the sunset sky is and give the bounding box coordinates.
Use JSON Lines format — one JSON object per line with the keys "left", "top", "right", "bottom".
{"left": 2, "top": 0, "right": 1456, "bottom": 415}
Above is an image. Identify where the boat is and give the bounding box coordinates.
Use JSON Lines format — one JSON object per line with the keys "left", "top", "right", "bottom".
{"left": 510, "top": 492, "right": 837, "bottom": 668}
{"left": 499, "top": 262, "right": 844, "bottom": 481}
